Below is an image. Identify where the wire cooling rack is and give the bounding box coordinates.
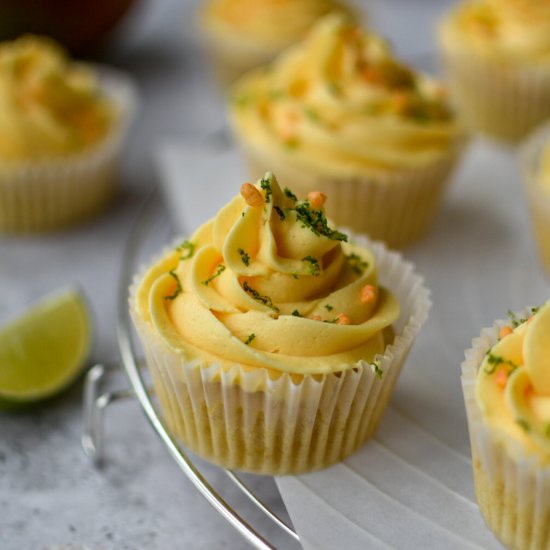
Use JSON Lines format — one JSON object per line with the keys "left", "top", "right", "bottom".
{"left": 81, "top": 190, "right": 301, "bottom": 550}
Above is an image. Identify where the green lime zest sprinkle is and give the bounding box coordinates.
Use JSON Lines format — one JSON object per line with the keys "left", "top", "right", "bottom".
{"left": 269, "top": 89, "right": 285, "bottom": 100}
{"left": 516, "top": 418, "right": 530, "bottom": 432}
{"left": 238, "top": 248, "right": 250, "bottom": 266}
{"left": 260, "top": 176, "right": 273, "bottom": 203}
{"left": 284, "top": 137, "right": 299, "bottom": 150}
{"left": 232, "top": 92, "right": 251, "bottom": 107}
{"left": 165, "top": 270, "right": 182, "bottom": 301}
{"left": 302, "top": 255, "right": 321, "bottom": 276}
{"left": 243, "top": 281, "right": 279, "bottom": 313}
{"left": 294, "top": 201, "right": 347, "bottom": 242}
{"left": 484, "top": 352, "right": 518, "bottom": 374}
{"left": 292, "top": 272, "right": 299, "bottom": 280}
{"left": 283, "top": 187, "right": 298, "bottom": 202}
{"left": 274, "top": 206, "right": 286, "bottom": 220}
{"left": 507, "top": 307, "right": 540, "bottom": 328}
{"left": 370, "top": 360, "right": 383, "bottom": 380}
{"left": 291, "top": 310, "right": 302, "bottom": 317}
{"left": 244, "top": 333, "right": 256, "bottom": 345}
{"left": 323, "top": 317, "right": 339, "bottom": 324}
{"left": 304, "top": 108, "right": 320, "bottom": 122}
{"left": 347, "top": 253, "right": 369, "bottom": 275}
{"left": 202, "top": 264, "right": 226, "bottom": 286}
{"left": 327, "top": 81, "right": 341, "bottom": 96}
{"left": 176, "top": 240, "right": 195, "bottom": 260}
{"left": 324, "top": 304, "right": 333, "bottom": 312}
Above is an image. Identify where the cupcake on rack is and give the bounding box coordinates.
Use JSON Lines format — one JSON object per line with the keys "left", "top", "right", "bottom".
{"left": 229, "top": 14, "right": 466, "bottom": 249}
{"left": 0, "top": 35, "right": 138, "bottom": 233}
{"left": 438, "top": 0, "right": 550, "bottom": 142}
{"left": 462, "top": 300, "right": 550, "bottom": 550}
{"left": 198, "top": 0, "right": 355, "bottom": 87}
{"left": 130, "top": 173, "right": 430, "bottom": 475}
{"left": 521, "top": 122, "right": 550, "bottom": 278}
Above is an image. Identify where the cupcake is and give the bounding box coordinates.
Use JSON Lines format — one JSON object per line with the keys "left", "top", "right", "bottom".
{"left": 438, "top": 0, "right": 550, "bottom": 142}
{"left": 198, "top": 0, "right": 354, "bottom": 87}
{"left": 521, "top": 122, "right": 550, "bottom": 277}
{"left": 462, "top": 301, "right": 550, "bottom": 550}
{"left": 130, "top": 173, "right": 430, "bottom": 474}
{"left": 229, "top": 14, "right": 466, "bottom": 249}
{"left": 0, "top": 35, "right": 138, "bottom": 233}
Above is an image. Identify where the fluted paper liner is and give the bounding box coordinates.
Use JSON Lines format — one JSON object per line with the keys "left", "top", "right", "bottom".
{"left": 240, "top": 140, "right": 465, "bottom": 249}
{"left": 440, "top": 43, "right": 550, "bottom": 143}
{"left": 0, "top": 65, "right": 138, "bottom": 233}
{"left": 462, "top": 310, "right": 550, "bottom": 550}
{"left": 521, "top": 122, "right": 550, "bottom": 278}
{"left": 130, "top": 233, "right": 431, "bottom": 475}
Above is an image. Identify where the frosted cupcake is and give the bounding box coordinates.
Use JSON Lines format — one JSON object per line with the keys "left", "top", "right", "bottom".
{"left": 131, "top": 173, "right": 430, "bottom": 474}
{"left": 198, "top": 0, "right": 354, "bottom": 87}
{"left": 230, "top": 14, "right": 465, "bottom": 249}
{"left": 462, "top": 301, "right": 550, "bottom": 550}
{"left": 439, "top": 0, "right": 550, "bottom": 142}
{"left": 522, "top": 122, "right": 550, "bottom": 277}
{"left": 0, "top": 35, "right": 137, "bottom": 233}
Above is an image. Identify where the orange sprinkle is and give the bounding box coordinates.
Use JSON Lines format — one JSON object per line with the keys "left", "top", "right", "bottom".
{"left": 336, "top": 313, "right": 351, "bottom": 325}
{"left": 361, "top": 66, "right": 383, "bottom": 85}
{"left": 391, "top": 92, "right": 409, "bottom": 113}
{"left": 528, "top": 316, "right": 535, "bottom": 324}
{"left": 307, "top": 191, "right": 326, "bottom": 209}
{"left": 499, "top": 326, "right": 513, "bottom": 339}
{"left": 311, "top": 315, "right": 322, "bottom": 321}
{"left": 495, "top": 369, "right": 508, "bottom": 388}
{"left": 360, "top": 284, "right": 376, "bottom": 304}
{"left": 240, "top": 182, "right": 264, "bottom": 207}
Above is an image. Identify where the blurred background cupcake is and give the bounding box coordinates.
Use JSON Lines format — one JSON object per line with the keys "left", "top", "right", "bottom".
{"left": 521, "top": 121, "right": 550, "bottom": 278}
{"left": 0, "top": 35, "right": 138, "bottom": 232}
{"left": 462, "top": 301, "right": 550, "bottom": 550}
{"left": 438, "top": 0, "right": 550, "bottom": 143}
{"left": 229, "top": 14, "right": 466, "bottom": 249}
{"left": 198, "top": 0, "right": 355, "bottom": 88}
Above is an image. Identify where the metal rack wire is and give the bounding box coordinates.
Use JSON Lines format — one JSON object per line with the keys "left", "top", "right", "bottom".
{"left": 81, "top": 190, "right": 301, "bottom": 550}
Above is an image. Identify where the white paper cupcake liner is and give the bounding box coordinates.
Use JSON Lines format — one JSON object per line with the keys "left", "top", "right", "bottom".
{"left": 0, "top": 64, "right": 139, "bottom": 233}
{"left": 440, "top": 44, "right": 550, "bottom": 143}
{"left": 130, "top": 232, "right": 431, "bottom": 475}
{"left": 240, "top": 139, "right": 466, "bottom": 250}
{"left": 520, "top": 121, "right": 550, "bottom": 278}
{"left": 462, "top": 310, "right": 550, "bottom": 550}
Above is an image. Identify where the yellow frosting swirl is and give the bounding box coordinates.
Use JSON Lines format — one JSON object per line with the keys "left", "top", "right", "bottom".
{"left": 230, "top": 14, "right": 460, "bottom": 175}
{"left": 540, "top": 143, "right": 550, "bottom": 193}
{"left": 476, "top": 301, "right": 550, "bottom": 464}
{"left": 202, "top": 0, "right": 352, "bottom": 49}
{"left": 136, "top": 173, "right": 400, "bottom": 375}
{"left": 0, "top": 35, "right": 114, "bottom": 161}
{"left": 440, "top": 0, "right": 550, "bottom": 63}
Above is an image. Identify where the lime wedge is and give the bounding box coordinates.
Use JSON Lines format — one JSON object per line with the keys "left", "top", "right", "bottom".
{"left": 0, "top": 288, "right": 92, "bottom": 408}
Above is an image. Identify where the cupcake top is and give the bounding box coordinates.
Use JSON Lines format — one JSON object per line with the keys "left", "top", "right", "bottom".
{"left": 135, "top": 173, "right": 400, "bottom": 376}
{"left": 0, "top": 35, "right": 115, "bottom": 162}
{"left": 476, "top": 301, "right": 550, "bottom": 464}
{"left": 440, "top": 0, "right": 550, "bottom": 63}
{"left": 201, "top": 0, "right": 352, "bottom": 51}
{"left": 230, "top": 14, "right": 461, "bottom": 176}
